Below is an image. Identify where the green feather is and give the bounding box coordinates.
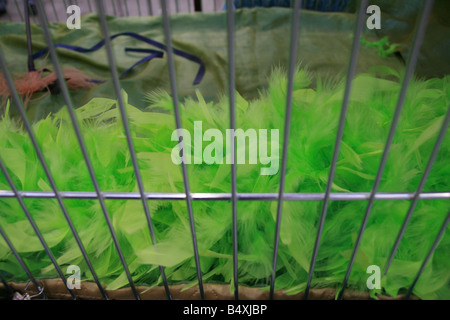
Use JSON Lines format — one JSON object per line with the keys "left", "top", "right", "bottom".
{"left": 0, "top": 67, "right": 448, "bottom": 299}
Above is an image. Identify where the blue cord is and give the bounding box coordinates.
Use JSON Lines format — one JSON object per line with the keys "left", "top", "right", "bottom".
{"left": 32, "top": 32, "right": 205, "bottom": 85}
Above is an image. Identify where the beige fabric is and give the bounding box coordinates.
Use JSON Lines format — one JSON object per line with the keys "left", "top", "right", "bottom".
{"left": 0, "top": 279, "right": 417, "bottom": 300}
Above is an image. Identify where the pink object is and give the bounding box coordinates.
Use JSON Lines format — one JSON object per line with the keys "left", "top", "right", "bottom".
{"left": 0, "top": 67, "right": 97, "bottom": 107}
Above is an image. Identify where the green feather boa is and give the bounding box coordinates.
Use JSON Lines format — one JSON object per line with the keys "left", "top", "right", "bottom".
{"left": 0, "top": 67, "right": 449, "bottom": 299}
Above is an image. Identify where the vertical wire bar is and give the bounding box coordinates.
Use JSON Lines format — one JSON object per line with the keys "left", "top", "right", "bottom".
{"left": 30, "top": 1, "right": 111, "bottom": 300}
{"left": 188, "top": 0, "right": 191, "bottom": 13}
{"left": 226, "top": 0, "right": 238, "bottom": 300}
{"left": 175, "top": 0, "right": 179, "bottom": 13}
{"left": 214, "top": 0, "right": 217, "bottom": 12}
{"left": 136, "top": 0, "right": 141, "bottom": 15}
{"left": 43, "top": 0, "right": 138, "bottom": 300}
{"left": 94, "top": 0, "right": 172, "bottom": 300}
{"left": 0, "top": 2, "right": 106, "bottom": 297}
{"left": 147, "top": 0, "right": 152, "bottom": 15}
{"left": 117, "top": 0, "right": 125, "bottom": 16}
{"left": 13, "top": 0, "right": 24, "bottom": 21}
{"left": 194, "top": 0, "right": 201, "bottom": 12}
{"left": 0, "top": 226, "right": 46, "bottom": 299}
{"left": 88, "top": 0, "right": 93, "bottom": 12}
{"left": 50, "top": 0, "right": 58, "bottom": 22}
{"left": 269, "top": 0, "right": 301, "bottom": 300}
{"left": 160, "top": 0, "right": 205, "bottom": 299}
{"left": 0, "top": 0, "right": 13, "bottom": 22}
{"left": 405, "top": 211, "right": 450, "bottom": 300}
{"left": 111, "top": 0, "right": 118, "bottom": 16}
{"left": 63, "top": 0, "right": 69, "bottom": 21}
{"left": 123, "top": 0, "right": 130, "bottom": 16}
{"left": 0, "top": 155, "right": 75, "bottom": 299}
{"left": 0, "top": 274, "right": 13, "bottom": 296}
{"left": 0, "top": 5, "right": 106, "bottom": 300}
{"left": 24, "top": 0, "right": 35, "bottom": 72}
{"left": 384, "top": 105, "right": 450, "bottom": 275}
{"left": 337, "top": 0, "right": 435, "bottom": 300}
{"left": 303, "top": 0, "right": 368, "bottom": 300}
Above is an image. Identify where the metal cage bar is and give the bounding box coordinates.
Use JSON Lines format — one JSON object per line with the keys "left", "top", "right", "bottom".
{"left": 49, "top": 0, "right": 59, "bottom": 21}
{"left": 0, "top": 191, "right": 448, "bottom": 201}
{"left": 0, "top": 273, "right": 13, "bottom": 296}
{"left": 160, "top": 0, "right": 205, "bottom": 300}
{"left": 136, "top": 0, "right": 141, "bottom": 16}
{"left": 337, "top": 0, "right": 436, "bottom": 300}
{"left": 269, "top": 0, "right": 301, "bottom": 300}
{"left": 111, "top": 0, "right": 118, "bottom": 16}
{"left": 226, "top": 0, "right": 239, "bottom": 300}
{"left": 0, "top": 0, "right": 12, "bottom": 21}
{"left": 304, "top": 0, "right": 368, "bottom": 300}
{"left": 0, "top": 0, "right": 361, "bottom": 21}
{"left": 405, "top": 210, "right": 450, "bottom": 300}
{"left": 384, "top": 105, "right": 450, "bottom": 275}
{"left": 0, "top": 154, "right": 76, "bottom": 299}
{"left": 0, "top": 46, "right": 110, "bottom": 300}
{"left": 38, "top": 0, "right": 139, "bottom": 300}
{"left": 147, "top": 0, "right": 152, "bottom": 15}
{"left": 62, "top": 0, "right": 68, "bottom": 14}
{"left": 87, "top": 0, "right": 93, "bottom": 12}
{"left": 13, "top": 0, "right": 24, "bottom": 21}
{"left": 0, "top": 225, "right": 46, "bottom": 299}
{"left": 0, "top": 0, "right": 448, "bottom": 301}
{"left": 94, "top": 0, "right": 173, "bottom": 300}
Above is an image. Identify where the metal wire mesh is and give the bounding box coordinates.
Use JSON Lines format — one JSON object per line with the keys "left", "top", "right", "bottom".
{"left": 0, "top": 0, "right": 448, "bottom": 301}
{"left": 0, "top": 0, "right": 222, "bottom": 22}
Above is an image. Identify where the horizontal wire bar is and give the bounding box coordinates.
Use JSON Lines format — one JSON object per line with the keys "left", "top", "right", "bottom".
{"left": 0, "top": 191, "right": 448, "bottom": 201}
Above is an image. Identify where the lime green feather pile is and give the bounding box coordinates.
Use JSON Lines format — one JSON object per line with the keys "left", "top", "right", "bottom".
{"left": 0, "top": 67, "right": 449, "bottom": 299}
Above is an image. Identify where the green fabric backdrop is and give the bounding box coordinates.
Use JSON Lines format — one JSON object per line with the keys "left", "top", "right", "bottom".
{"left": 0, "top": 4, "right": 448, "bottom": 119}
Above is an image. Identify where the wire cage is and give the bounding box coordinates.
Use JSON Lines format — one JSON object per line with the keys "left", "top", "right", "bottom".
{"left": 0, "top": 0, "right": 449, "bottom": 301}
